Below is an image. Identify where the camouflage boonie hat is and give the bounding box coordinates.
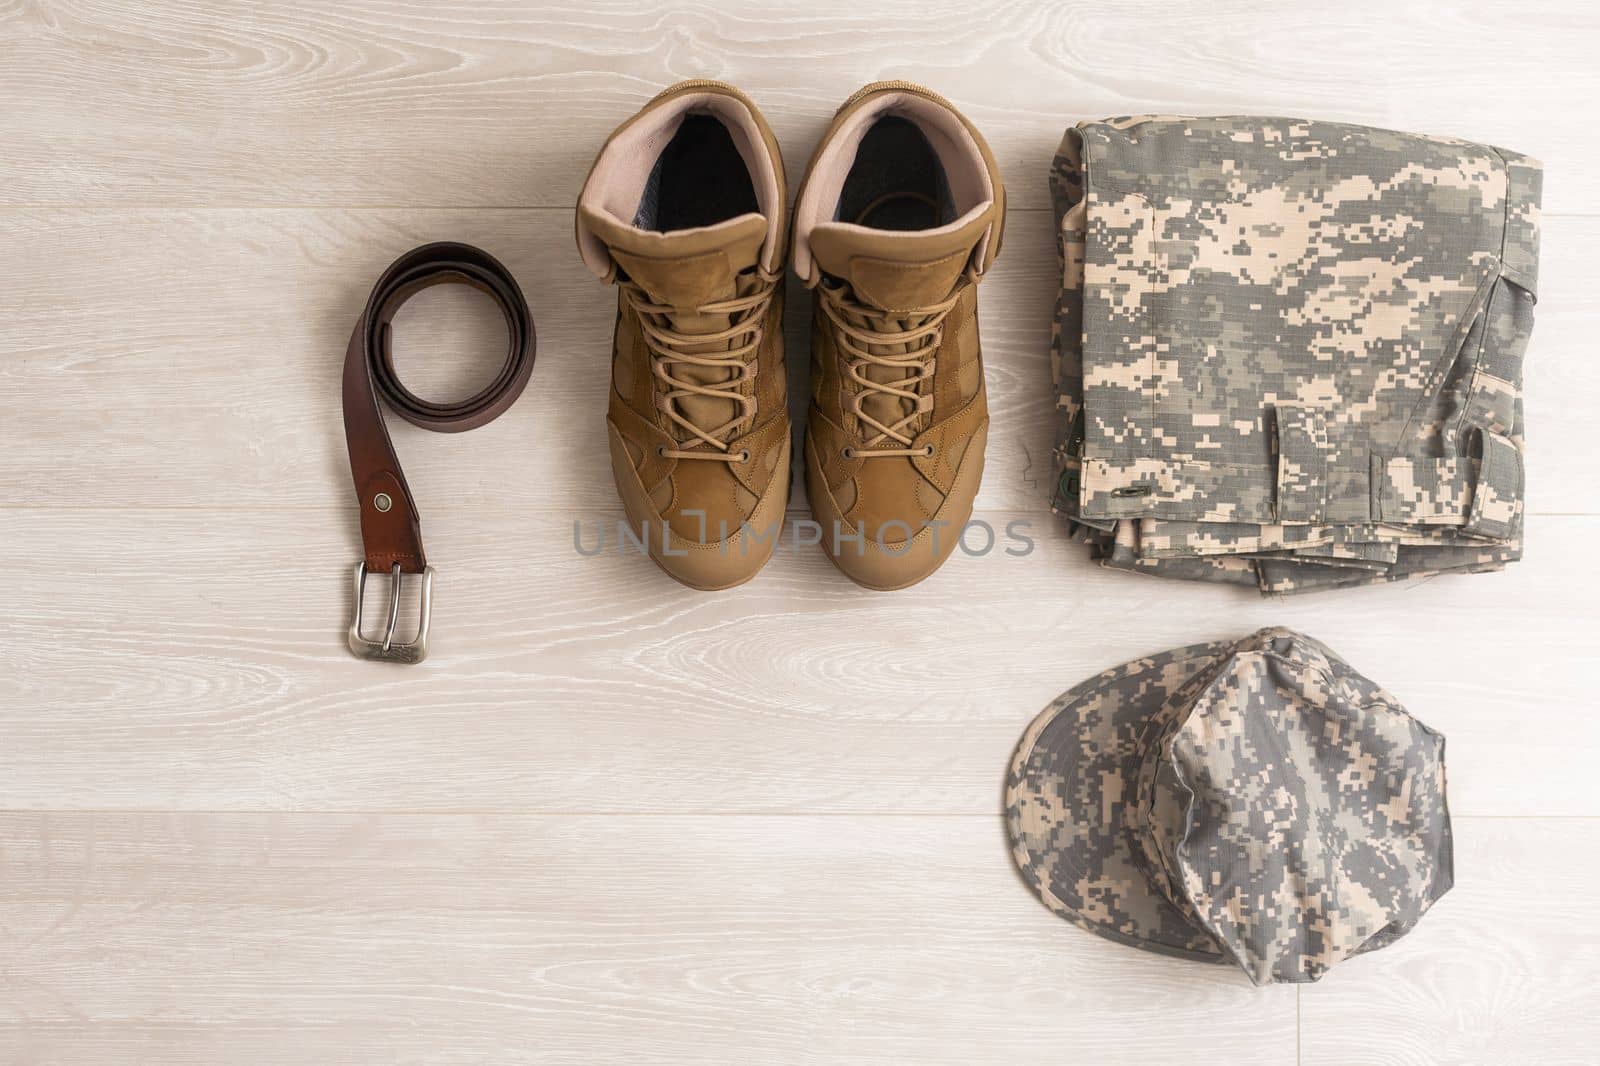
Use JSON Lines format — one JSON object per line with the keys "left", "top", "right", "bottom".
{"left": 1048, "top": 117, "right": 1542, "bottom": 593}
{"left": 1005, "top": 628, "right": 1453, "bottom": 985}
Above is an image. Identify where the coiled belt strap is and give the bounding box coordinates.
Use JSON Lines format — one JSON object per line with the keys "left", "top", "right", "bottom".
{"left": 342, "top": 242, "right": 536, "bottom": 573}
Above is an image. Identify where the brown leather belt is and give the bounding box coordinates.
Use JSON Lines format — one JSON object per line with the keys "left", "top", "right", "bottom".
{"left": 342, "top": 242, "right": 535, "bottom": 662}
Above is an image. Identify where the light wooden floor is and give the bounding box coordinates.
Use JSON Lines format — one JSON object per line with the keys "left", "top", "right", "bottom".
{"left": 3, "top": 2, "right": 1598, "bottom": 1063}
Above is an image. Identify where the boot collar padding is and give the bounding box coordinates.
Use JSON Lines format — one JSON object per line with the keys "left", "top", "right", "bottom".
{"left": 792, "top": 90, "right": 997, "bottom": 285}
{"left": 577, "top": 90, "right": 784, "bottom": 280}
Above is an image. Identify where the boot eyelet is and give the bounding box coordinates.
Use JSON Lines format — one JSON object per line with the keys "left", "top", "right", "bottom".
{"left": 842, "top": 446, "right": 857, "bottom": 460}
{"left": 655, "top": 445, "right": 668, "bottom": 458}
{"left": 923, "top": 445, "right": 936, "bottom": 457}
{"left": 736, "top": 449, "right": 751, "bottom": 463}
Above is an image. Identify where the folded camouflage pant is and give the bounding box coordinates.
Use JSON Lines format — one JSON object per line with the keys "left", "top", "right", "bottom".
{"left": 1048, "top": 117, "right": 1542, "bottom": 594}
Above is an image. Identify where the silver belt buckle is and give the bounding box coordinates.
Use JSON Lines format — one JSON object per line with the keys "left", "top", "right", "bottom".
{"left": 348, "top": 562, "right": 434, "bottom": 664}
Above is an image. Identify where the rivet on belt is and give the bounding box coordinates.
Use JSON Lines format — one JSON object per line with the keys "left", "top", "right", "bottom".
{"left": 341, "top": 242, "right": 536, "bottom": 664}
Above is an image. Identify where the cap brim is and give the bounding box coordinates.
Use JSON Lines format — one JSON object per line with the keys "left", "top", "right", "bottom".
{"left": 1004, "top": 638, "right": 1234, "bottom": 962}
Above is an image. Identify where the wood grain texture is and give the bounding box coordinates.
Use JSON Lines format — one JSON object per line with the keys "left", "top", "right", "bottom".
{"left": 1301, "top": 819, "right": 1600, "bottom": 1066}
{"left": 1, "top": 0, "right": 1595, "bottom": 213}
{"left": 0, "top": 206, "right": 1059, "bottom": 515}
{"left": 0, "top": 812, "right": 1299, "bottom": 1065}
{"left": 3, "top": 1, "right": 1597, "bottom": 1060}
{"left": 1, "top": 208, "right": 1595, "bottom": 515}
{"left": 4, "top": 506, "right": 1597, "bottom": 816}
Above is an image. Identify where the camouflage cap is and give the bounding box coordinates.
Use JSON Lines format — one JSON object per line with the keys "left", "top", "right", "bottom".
{"left": 1005, "top": 628, "right": 1453, "bottom": 984}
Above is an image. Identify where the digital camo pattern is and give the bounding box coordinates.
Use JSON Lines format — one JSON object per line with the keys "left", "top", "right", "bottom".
{"left": 1155, "top": 630, "right": 1452, "bottom": 984}
{"left": 1006, "top": 638, "right": 1235, "bottom": 962}
{"left": 1047, "top": 117, "right": 1541, "bottom": 594}
{"left": 1005, "top": 628, "right": 1453, "bottom": 985}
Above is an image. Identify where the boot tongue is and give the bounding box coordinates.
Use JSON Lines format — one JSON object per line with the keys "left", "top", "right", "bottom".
{"left": 807, "top": 205, "right": 993, "bottom": 312}
{"left": 579, "top": 207, "right": 767, "bottom": 309}
{"left": 580, "top": 207, "right": 769, "bottom": 447}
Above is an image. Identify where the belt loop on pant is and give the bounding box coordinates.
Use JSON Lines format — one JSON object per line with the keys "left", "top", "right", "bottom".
{"left": 1372, "top": 427, "right": 1524, "bottom": 539}
{"left": 1462, "top": 428, "right": 1525, "bottom": 539}
{"left": 1272, "top": 404, "right": 1330, "bottom": 524}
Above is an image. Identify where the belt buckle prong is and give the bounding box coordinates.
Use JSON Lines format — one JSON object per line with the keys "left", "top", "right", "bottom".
{"left": 348, "top": 562, "right": 433, "bottom": 664}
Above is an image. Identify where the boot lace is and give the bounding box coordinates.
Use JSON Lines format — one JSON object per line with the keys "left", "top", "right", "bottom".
{"left": 820, "top": 282, "right": 961, "bottom": 458}
{"left": 621, "top": 269, "right": 779, "bottom": 462}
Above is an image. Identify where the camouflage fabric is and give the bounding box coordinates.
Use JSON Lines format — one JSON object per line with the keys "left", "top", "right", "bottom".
{"left": 1048, "top": 117, "right": 1541, "bottom": 593}
{"left": 1005, "top": 627, "right": 1453, "bottom": 985}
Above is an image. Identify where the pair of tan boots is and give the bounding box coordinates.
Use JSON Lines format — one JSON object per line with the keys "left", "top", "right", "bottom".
{"left": 576, "top": 81, "right": 1005, "bottom": 591}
